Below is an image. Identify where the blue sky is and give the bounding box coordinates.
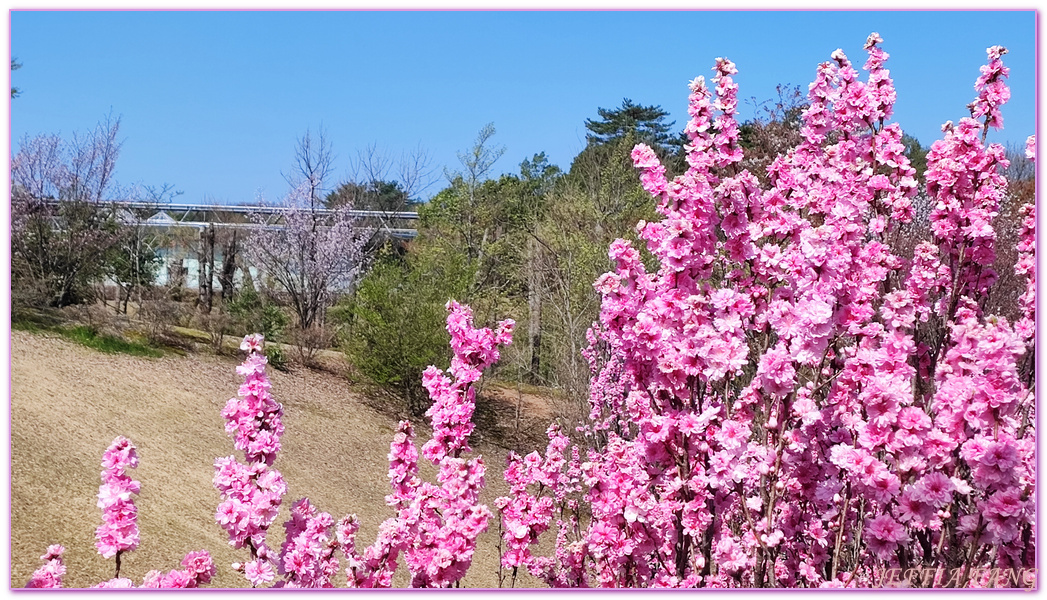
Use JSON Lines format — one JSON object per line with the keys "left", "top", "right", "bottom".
{"left": 9, "top": 10, "right": 1037, "bottom": 205}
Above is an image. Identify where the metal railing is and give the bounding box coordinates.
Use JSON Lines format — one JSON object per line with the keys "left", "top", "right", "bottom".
{"left": 92, "top": 199, "right": 419, "bottom": 221}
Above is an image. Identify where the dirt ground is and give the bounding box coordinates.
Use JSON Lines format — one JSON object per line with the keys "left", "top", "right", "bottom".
{"left": 10, "top": 329, "right": 550, "bottom": 588}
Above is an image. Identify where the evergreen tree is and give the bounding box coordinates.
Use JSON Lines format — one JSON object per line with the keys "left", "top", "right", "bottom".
{"left": 584, "top": 98, "right": 677, "bottom": 151}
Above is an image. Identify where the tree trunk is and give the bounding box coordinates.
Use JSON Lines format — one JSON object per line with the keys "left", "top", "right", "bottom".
{"left": 527, "top": 236, "right": 542, "bottom": 384}
{"left": 218, "top": 230, "right": 239, "bottom": 301}
{"left": 199, "top": 224, "right": 215, "bottom": 312}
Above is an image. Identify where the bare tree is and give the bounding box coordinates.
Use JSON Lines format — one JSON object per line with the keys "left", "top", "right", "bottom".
{"left": 397, "top": 144, "right": 438, "bottom": 201}
{"left": 217, "top": 229, "right": 240, "bottom": 302}
{"left": 349, "top": 143, "right": 395, "bottom": 191}
{"left": 144, "top": 182, "right": 183, "bottom": 204}
{"left": 67, "top": 113, "right": 122, "bottom": 202}
{"left": 328, "top": 143, "right": 437, "bottom": 212}
{"left": 198, "top": 223, "right": 217, "bottom": 312}
{"left": 283, "top": 126, "right": 334, "bottom": 208}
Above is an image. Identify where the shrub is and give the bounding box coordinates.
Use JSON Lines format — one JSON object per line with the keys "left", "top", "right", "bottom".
{"left": 264, "top": 344, "right": 289, "bottom": 372}
{"left": 339, "top": 245, "right": 471, "bottom": 415}
{"left": 226, "top": 286, "right": 289, "bottom": 341}
{"left": 139, "top": 288, "right": 187, "bottom": 345}
{"left": 289, "top": 324, "right": 333, "bottom": 367}
{"left": 195, "top": 307, "right": 233, "bottom": 354}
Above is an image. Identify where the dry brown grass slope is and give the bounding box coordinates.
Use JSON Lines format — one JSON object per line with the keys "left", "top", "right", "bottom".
{"left": 11, "top": 330, "right": 543, "bottom": 588}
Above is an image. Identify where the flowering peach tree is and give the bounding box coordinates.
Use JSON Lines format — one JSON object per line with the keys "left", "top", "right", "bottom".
{"left": 495, "top": 35, "right": 1035, "bottom": 588}
{"left": 25, "top": 34, "right": 1033, "bottom": 589}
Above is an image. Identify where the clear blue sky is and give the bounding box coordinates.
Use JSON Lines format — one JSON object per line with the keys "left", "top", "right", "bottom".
{"left": 9, "top": 10, "right": 1037, "bottom": 205}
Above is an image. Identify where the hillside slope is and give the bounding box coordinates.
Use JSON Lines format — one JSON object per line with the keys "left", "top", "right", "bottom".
{"left": 11, "top": 330, "right": 543, "bottom": 588}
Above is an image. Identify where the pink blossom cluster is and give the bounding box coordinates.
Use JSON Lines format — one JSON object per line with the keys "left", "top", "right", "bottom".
{"left": 276, "top": 498, "right": 341, "bottom": 588}
{"left": 91, "top": 550, "right": 216, "bottom": 588}
{"left": 95, "top": 436, "right": 140, "bottom": 561}
{"left": 138, "top": 550, "right": 217, "bottom": 588}
{"left": 26, "top": 545, "right": 65, "bottom": 588}
{"left": 925, "top": 117, "right": 1009, "bottom": 296}
{"left": 337, "top": 301, "right": 514, "bottom": 588}
{"left": 214, "top": 334, "right": 288, "bottom": 586}
{"left": 214, "top": 457, "right": 287, "bottom": 551}
{"left": 209, "top": 306, "right": 512, "bottom": 588}
{"left": 497, "top": 36, "right": 1034, "bottom": 588}
{"left": 968, "top": 45, "right": 1010, "bottom": 130}
{"left": 1014, "top": 136, "right": 1036, "bottom": 341}
{"left": 497, "top": 423, "right": 583, "bottom": 587}
{"left": 223, "top": 333, "right": 285, "bottom": 465}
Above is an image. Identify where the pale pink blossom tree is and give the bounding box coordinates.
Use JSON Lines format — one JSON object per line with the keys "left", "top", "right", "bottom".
{"left": 247, "top": 132, "right": 374, "bottom": 332}
{"left": 10, "top": 115, "right": 127, "bottom": 307}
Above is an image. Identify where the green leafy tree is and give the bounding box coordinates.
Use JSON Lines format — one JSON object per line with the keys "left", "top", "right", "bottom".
{"left": 107, "top": 221, "right": 162, "bottom": 314}
{"left": 225, "top": 281, "right": 290, "bottom": 341}
{"left": 902, "top": 133, "right": 929, "bottom": 181}
{"left": 342, "top": 125, "right": 537, "bottom": 410}
{"left": 339, "top": 244, "right": 471, "bottom": 415}
{"left": 566, "top": 131, "right": 657, "bottom": 234}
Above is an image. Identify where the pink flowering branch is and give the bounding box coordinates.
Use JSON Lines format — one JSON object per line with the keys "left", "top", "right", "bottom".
{"left": 214, "top": 333, "right": 288, "bottom": 586}
{"left": 339, "top": 301, "right": 514, "bottom": 588}
{"left": 212, "top": 305, "right": 512, "bottom": 588}
{"left": 26, "top": 545, "right": 66, "bottom": 588}
{"left": 969, "top": 45, "right": 1010, "bottom": 135}
{"left": 31, "top": 437, "right": 218, "bottom": 588}
{"left": 277, "top": 498, "right": 341, "bottom": 588}
{"left": 90, "top": 550, "right": 216, "bottom": 589}
{"left": 95, "top": 436, "right": 140, "bottom": 578}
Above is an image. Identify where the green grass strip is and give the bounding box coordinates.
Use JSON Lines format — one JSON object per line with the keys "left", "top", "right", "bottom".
{"left": 13, "top": 315, "right": 165, "bottom": 358}
{"left": 60, "top": 326, "right": 164, "bottom": 358}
